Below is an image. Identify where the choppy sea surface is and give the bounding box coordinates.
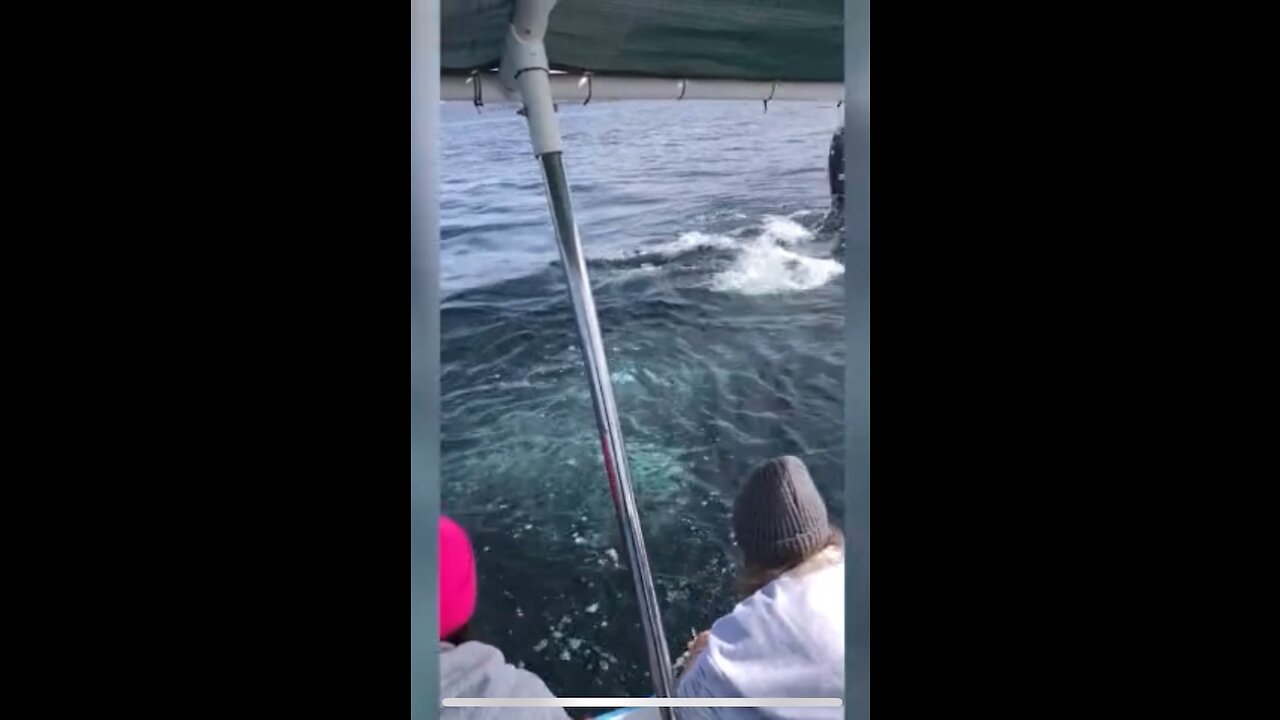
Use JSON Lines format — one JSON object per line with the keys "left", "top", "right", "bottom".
{"left": 440, "top": 100, "right": 845, "bottom": 699}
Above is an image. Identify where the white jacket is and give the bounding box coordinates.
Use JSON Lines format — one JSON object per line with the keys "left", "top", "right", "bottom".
{"left": 676, "top": 550, "right": 844, "bottom": 720}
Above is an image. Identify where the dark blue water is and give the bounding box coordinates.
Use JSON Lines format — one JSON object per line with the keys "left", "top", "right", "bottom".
{"left": 440, "top": 100, "right": 845, "bottom": 699}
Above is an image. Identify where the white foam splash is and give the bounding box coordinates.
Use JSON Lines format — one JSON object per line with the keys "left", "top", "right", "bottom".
{"left": 711, "top": 241, "right": 843, "bottom": 295}
{"left": 759, "top": 215, "right": 814, "bottom": 245}
{"left": 683, "top": 215, "right": 839, "bottom": 295}
{"left": 651, "top": 231, "right": 739, "bottom": 257}
{"left": 615, "top": 213, "right": 841, "bottom": 296}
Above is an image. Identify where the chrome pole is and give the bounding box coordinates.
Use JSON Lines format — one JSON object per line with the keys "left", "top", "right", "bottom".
{"left": 503, "top": 2, "right": 674, "bottom": 710}
{"left": 539, "top": 151, "right": 676, "bottom": 712}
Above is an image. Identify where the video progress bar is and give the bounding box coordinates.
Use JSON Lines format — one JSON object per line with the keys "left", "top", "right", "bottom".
{"left": 442, "top": 698, "right": 843, "bottom": 708}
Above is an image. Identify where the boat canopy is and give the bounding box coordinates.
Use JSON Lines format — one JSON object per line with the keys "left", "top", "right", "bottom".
{"left": 442, "top": 0, "right": 843, "bottom": 83}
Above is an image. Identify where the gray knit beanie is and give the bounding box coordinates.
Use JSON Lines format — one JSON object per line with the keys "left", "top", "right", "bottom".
{"left": 732, "top": 455, "right": 830, "bottom": 568}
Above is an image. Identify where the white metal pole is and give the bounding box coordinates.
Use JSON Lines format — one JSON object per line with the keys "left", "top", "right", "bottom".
{"left": 410, "top": 1, "right": 439, "bottom": 719}
{"left": 846, "top": 2, "right": 871, "bottom": 720}
{"left": 501, "top": 1, "right": 676, "bottom": 714}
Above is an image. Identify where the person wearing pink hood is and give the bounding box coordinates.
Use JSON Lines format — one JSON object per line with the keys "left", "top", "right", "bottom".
{"left": 439, "top": 515, "right": 570, "bottom": 720}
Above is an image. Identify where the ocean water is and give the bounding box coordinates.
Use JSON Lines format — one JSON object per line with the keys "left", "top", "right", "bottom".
{"left": 439, "top": 100, "right": 845, "bottom": 699}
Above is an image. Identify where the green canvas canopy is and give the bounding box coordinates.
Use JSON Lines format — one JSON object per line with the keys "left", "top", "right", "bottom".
{"left": 442, "top": 0, "right": 843, "bottom": 83}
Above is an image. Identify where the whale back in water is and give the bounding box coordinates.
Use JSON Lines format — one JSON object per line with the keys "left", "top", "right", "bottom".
{"left": 828, "top": 125, "right": 845, "bottom": 216}
{"left": 820, "top": 125, "right": 846, "bottom": 237}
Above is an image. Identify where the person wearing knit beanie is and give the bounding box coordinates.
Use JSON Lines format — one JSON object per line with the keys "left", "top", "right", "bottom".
{"left": 733, "top": 455, "right": 835, "bottom": 571}
{"left": 438, "top": 515, "right": 571, "bottom": 720}
{"left": 675, "top": 456, "right": 845, "bottom": 719}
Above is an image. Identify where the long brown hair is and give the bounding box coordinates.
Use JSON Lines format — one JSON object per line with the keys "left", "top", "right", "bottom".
{"left": 735, "top": 526, "right": 844, "bottom": 601}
